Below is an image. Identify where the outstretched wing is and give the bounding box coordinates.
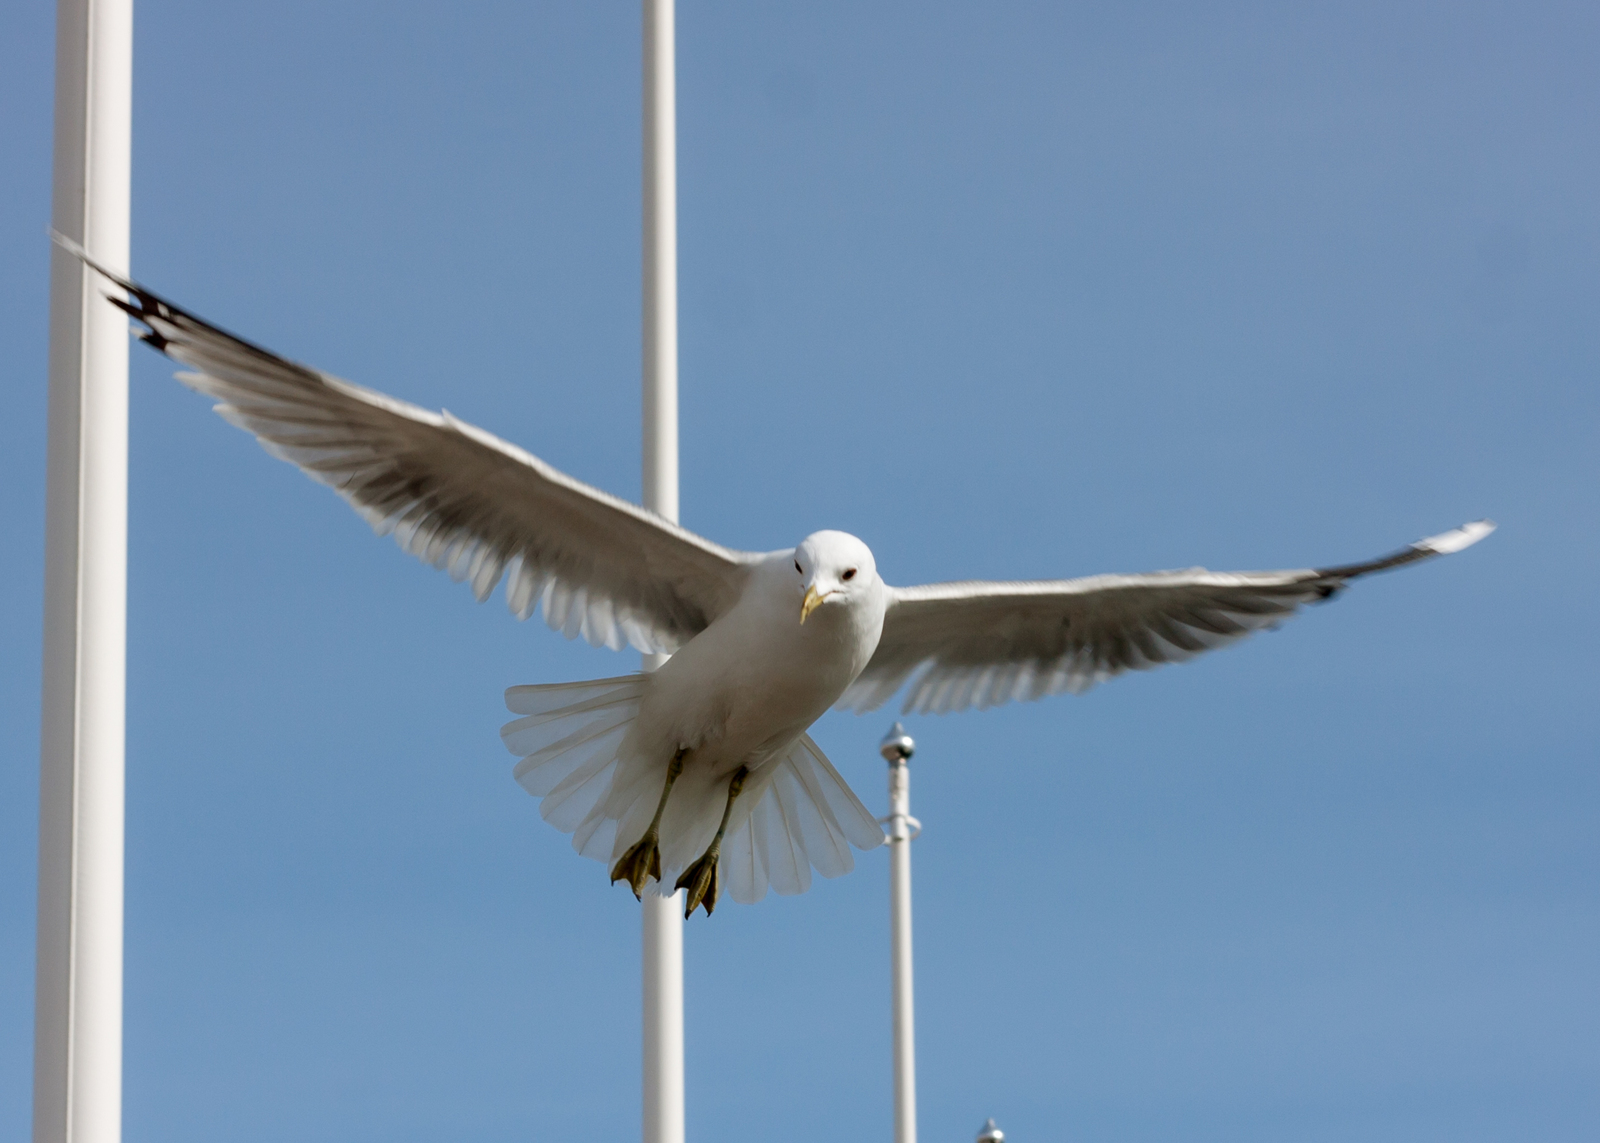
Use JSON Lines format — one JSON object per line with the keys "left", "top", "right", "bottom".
{"left": 843, "top": 521, "right": 1495, "bottom": 715}
{"left": 89, "top": 253, "right": 754, "bottom": 654}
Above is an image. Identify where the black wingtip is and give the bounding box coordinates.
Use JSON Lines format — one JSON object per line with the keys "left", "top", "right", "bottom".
{"left": 49, "top": 227, "right": 243, "bottom": 361}
{"left": 107, "top": 295, "right": 171, "bottom": 351}
{"left": 49, "top": 227, "right": 173, "bottom": 344}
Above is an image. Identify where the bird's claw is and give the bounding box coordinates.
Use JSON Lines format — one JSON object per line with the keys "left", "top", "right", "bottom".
{"left": 610, "top": 833, "right": 662, "bottom": 900}
{"left": 675, "top": 848, "right": 721, "bottom": 917}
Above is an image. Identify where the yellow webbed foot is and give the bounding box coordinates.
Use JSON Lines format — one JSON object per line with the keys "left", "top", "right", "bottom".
{"left": 610, "top": 832, "right": 662, "bottom": 900}
{"left": 674, "top": 848, "right": 721, "bottom": 917}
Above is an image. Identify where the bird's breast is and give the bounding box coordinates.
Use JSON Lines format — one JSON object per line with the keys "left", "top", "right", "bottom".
{"left": 634, "top": 582, "right": 883, "bottom": 772}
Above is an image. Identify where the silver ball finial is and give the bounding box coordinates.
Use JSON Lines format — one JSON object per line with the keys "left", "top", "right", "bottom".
{"left": 976, "top": 1119, "right": 1004, "bottom": 1143}
{"left": 879, "top": 721, "right": 914, "bottom": 764}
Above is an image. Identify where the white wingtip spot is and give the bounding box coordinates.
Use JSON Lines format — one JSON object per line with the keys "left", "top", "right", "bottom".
{"left": 1416, "top": 519, "right": 1497, "bottom": 555}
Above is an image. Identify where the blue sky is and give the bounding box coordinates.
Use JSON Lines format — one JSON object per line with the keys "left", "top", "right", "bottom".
{"left": 3, "top": 2, "right": 1596, "bottom": 1140}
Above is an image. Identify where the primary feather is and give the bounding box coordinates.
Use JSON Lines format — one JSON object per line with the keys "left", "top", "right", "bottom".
{"left": 843, "top": 519, "right": 1495, "bottom": 715}
{"left": 107, "top": 274, "right": 753, "bottom": 655}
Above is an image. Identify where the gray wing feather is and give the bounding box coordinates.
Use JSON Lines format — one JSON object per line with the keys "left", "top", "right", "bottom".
{"left": 844, "top": 521, "right": 1494, "bottom": 715}
{"left": 105, "top": 271, "right": 753, "bottom": 654}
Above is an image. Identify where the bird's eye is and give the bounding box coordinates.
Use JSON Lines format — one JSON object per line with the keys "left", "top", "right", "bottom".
{"left": 795, "top": 560, "right": 803, "bottom": 574}
{"left": 843, "top": 568, "right": 857, "bottom": 581}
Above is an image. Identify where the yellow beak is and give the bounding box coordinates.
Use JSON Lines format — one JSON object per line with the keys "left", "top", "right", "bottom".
{"left": 800, "top": 585, "right": 827, "bottom": 624}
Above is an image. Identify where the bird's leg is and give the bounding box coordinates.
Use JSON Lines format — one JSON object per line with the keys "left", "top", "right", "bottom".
{"left": 610, "top": 748, "right": 687, "bottom": 900}
{"left": 675, "top": 765, "right": 750, "bottom": 918}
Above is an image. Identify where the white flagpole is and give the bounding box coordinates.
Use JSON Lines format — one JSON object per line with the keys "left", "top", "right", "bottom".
{"left": 640, "top": 3, "right": 685, "bottom": 1143}
{"left": 34, "top": 0, "right": 132, "bottom": 1141}
{"left": 880, "top": 724, "right": 920, "bottom": 1143}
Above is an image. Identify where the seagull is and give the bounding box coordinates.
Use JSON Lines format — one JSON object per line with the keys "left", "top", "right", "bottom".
{"left": 68, "top": 244, "right": 1494, "bottom": 916}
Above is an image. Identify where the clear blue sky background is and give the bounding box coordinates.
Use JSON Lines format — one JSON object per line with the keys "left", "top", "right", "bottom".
{"left": 3, "top": 3, "right": 1596, "bottom": 1141}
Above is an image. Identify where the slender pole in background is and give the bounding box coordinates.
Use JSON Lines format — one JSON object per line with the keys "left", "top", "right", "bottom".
{"left": 640, "top": 3, "right": 685, "bottom": 1143}
{"left": 34, "top": 1, "right": 132, "bottom": 1142}
{"left": 880, "top": 723, "right": 920, "bottom": 1143}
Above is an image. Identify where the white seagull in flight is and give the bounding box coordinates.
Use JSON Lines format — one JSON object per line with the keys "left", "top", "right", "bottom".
{"left": 74, "top": 248, "right": 1494, "bottom": 916}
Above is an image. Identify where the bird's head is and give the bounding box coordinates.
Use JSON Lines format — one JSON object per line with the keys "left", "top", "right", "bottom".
{"left": 794, "top": 531, "right": 879, "bottom": 624}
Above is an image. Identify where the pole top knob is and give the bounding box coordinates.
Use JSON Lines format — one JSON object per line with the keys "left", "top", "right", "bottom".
{"left": 879, "top": 722, "right": 915, "bottom": 763}
{"left": 976, "top": 1118, "right": 1004, "bottom": 1143}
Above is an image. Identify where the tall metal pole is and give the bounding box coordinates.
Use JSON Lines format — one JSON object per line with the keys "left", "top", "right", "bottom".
{"left": 640, "top": 3, "right": 684, "bottom": 1143}
{"left": 880, "top": 724, "right": 920, "bottom": 1143}
{"left": 34, "top": 1, "right": 132, "bottom": 1142}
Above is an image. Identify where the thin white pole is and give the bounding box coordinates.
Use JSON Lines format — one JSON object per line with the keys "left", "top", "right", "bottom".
{"left": 640, "top": 887, "right": 684, "bottom": 1143}
{"left": 881, "top": 725, "right": 919, "bottom": 1143}
{"left": 34, "top": 1, "right": 132, "bottom": 1142}
{"left": 641, "top": 0, "right": 678, "bottom": 523}
{"left": 640, "top": 3, "right": 684, "bottom": 1143}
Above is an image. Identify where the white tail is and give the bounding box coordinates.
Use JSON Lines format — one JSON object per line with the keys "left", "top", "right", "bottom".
{"left": 504, "top": 675, "right": 646, "bottom": 865}
{"left": 719, "top": 733, "right": 886, "bottom": 904}
{"left": 501, "top": 677, "right": 884, "bottom": 904}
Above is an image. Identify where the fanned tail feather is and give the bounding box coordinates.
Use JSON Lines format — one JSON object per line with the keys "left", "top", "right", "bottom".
{"left": 503, "top": 676, "right": 645, "bottom": 850}
{"left": 502, "top": 681, "right": 883, "bottom": 906}
{"left": 718, "top": 734, "right": 884, "bottom": 905}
